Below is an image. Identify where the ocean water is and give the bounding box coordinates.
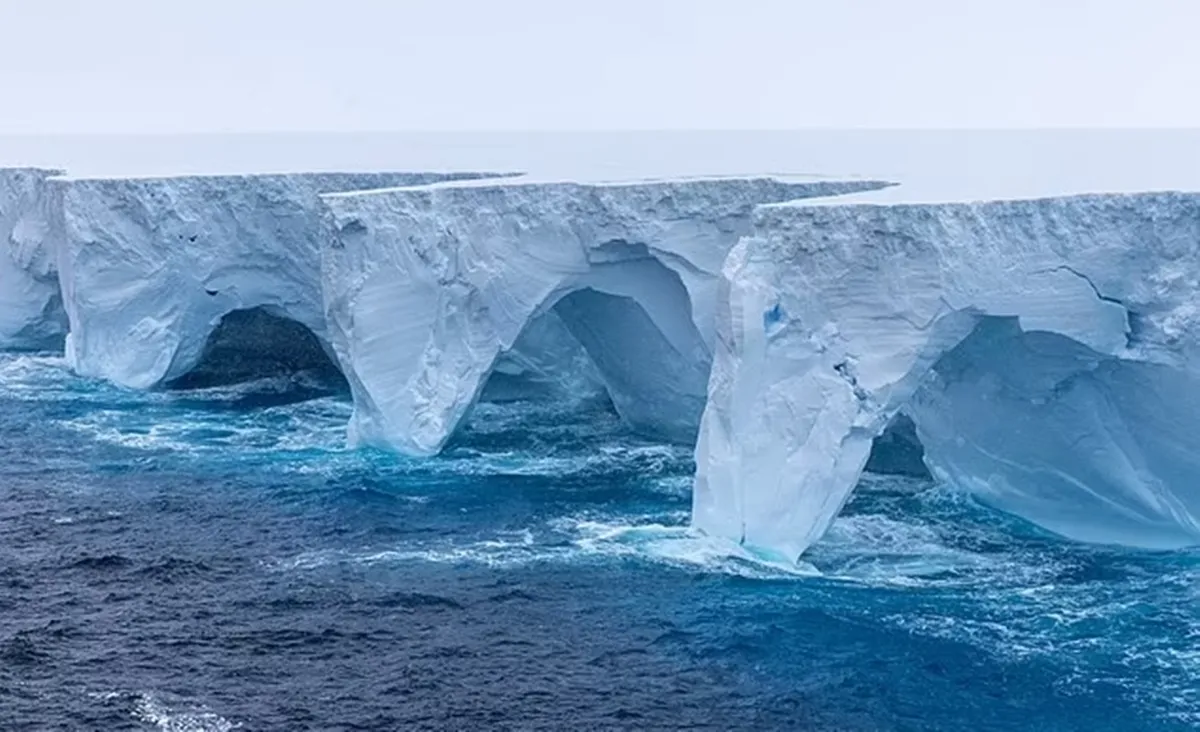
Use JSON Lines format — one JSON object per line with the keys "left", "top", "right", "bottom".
{"left": 1, "top": 352, "right": 1198, "bottom": 731}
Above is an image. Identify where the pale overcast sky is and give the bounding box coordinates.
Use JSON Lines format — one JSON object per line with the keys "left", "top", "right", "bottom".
{"left": 1, "top": 0, "right": 1197, "bottom": 133}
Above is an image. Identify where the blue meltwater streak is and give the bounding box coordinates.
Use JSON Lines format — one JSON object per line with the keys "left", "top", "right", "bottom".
{"left": 0, "top": 352, "right": 1197, "bottom": 730}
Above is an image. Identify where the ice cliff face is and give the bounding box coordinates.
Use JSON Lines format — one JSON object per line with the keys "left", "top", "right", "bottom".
{"left": 695, "top": 191, "right": 1200, "bottom": 561}
{"left": 11, "top": 158, "right": 1200, "bottom": 561}
{"left": 321, "top": 176, "right": 888, "bottom": 455}
{"left": 0, "top": 168, "right": 67, "bottom": 349}
{"left": 54, "top": 172, "right": 502, "bottom": 388}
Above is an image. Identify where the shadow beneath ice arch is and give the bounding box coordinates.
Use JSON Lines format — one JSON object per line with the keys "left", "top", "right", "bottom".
{"left": 865, "top": 414, "right": 930, "bottom": 479}
{"left": 165, "top": 308, "right": 347, "bottom": 409}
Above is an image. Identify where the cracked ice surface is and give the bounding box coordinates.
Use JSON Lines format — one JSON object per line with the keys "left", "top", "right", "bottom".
{"left": 53, "top": 171, "right": 504, "bottom": 388}
{"left": 320, "top": 175, "right": 889, "bottom": 456}
{"left": 695, "top": 191, "right": 1200, "bottom": 560}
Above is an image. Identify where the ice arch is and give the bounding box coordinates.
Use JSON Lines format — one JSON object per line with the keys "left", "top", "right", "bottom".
{"left": 477, "top": 309, "right": 605, "bottom": 405}
{"left": 165, "top": 307, "right": 345, "bottom": 390}
{"left": 321, "top": 176, "right": 888, "bottom": 455}
{"left": 53, "top": 171, "right": 505, "bottom": 389}
{"left": 908, "top": 317, "right": 1200, "bottom": 550}
{"left": 863, "top": 414, "right": 929, "bottom": 479}
{"left": 551, "top": 271, "right": 711, "bottom": 444}
{"left": 694, "top": 191, "right": 1200, "bottom": 561}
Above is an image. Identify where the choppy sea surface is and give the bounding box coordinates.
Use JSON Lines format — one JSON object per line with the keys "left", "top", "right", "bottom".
{"left": 2, "top": 351, "right": 1199, "bottom": 731}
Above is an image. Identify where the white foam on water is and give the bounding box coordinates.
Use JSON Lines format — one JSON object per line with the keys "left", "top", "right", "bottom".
{"left": 809, "top": 512, "right": 1052, "bottom": 588}
{"left": 131, "top": 693, "right": 241, "bottom": 732}
{"left": 438, "top": 441, "right": 691, "bottom": 480}
{"left": 566, "top": 519, "right": 820, "bottom": 579}
{"left": 271, "top": 528, "right": 551, "bottom": 571}
{"left": 273, "top": 513, "right": 818, "bottom": 580}
{"left": 86, "top": 691, "right": 240, "bottom": 732}
{"left": 0, "top": 353, "right": 80, "bottom": 396}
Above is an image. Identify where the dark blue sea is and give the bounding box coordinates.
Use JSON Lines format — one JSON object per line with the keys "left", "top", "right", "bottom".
{"left": 2, "top": 351, "right": 1198, "bottom": 731}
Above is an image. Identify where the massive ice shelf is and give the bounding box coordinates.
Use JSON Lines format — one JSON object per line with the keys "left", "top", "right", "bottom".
{"left": 0, "top": 168, "right": 67, "bottom": 349}
{"left": 53, "top": 172, "right": 501, "bottom": 388}
{"left": 321, "top": 175, "right": 888, "bottom": 455}
{"left": 694, "top": 189, "right": 1200, "bottom": 560}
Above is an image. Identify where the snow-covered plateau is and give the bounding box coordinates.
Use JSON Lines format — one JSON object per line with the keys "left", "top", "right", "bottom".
{"left": 694, "top": 188, "right": 1200, "bottom": 560}
{"left": 320, "top": 175, "right": 887, "bottom": 455}
{"left": 3, "top": 157, "right": 1200, "bottom": 562}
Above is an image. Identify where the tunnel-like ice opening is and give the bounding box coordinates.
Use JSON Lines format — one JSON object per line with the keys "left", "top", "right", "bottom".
{"left": 549, "top": 255, "right": 712, "bottom": 444}
{"left": 863, "top": 414, "right": 929, "bottom": 479}
{"left": 166, "top": 308, "right": 345, "bottom": 392}
{"left": 692, "top": 191, "right": 1200, "bottom": 561}
{"left": 477, "top": 310, "right": 605, "bottom": 405}
{"left": 908, "top": 317, "right": 1200, "bottom": 549}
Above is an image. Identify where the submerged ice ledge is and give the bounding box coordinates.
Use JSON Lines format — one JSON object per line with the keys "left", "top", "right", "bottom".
{"left": 695, "top": 189, "right": 1200, "bottom": 561}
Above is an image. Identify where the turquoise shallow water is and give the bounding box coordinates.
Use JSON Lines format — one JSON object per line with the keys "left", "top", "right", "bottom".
{"left": 1, "top": 352, "right": 1198, "bottom": 731}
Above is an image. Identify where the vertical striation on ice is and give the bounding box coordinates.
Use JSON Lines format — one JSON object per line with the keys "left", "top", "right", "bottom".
{"left": 0, "top": 168, "right": 67, "bottom": 350}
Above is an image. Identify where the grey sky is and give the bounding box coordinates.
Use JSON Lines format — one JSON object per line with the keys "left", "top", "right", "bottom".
{"left": 2, "top": 0, "right": 1197, "bottom": 133}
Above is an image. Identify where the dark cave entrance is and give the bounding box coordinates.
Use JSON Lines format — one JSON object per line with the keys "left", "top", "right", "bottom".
{"left": 865, "top": 413, "right": 930, "bottom": 479}
{"left": 166, "top": 308, "right": 346, "bottom": 397}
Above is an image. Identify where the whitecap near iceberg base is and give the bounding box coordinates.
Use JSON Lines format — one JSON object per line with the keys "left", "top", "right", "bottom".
{"left": 695, "top": 191, "right": 1200, "bottom": 561}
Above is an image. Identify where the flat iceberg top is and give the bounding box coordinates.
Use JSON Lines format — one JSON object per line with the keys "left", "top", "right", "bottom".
{"left": 8, "top": 130, "right": 1200, "bottom": 184}
{"left": 773, "top": 176, "right": 1200, "bottom": 208}
{"left": 754, "top": 189, "right": 1200, "bottom": 250}
{"left": 761, "top": 187, "right": 1200, "bottom": 212}
{"left": 1, "top": 167, "right": 65, "bottom": 177}
{"left": 320, "top": 172, "right": 891, "bottom": 199}
{"left": 49, "top": 170, "right": 511, "bottom": 186}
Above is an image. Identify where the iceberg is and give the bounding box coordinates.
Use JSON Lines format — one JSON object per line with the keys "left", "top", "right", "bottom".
{"left": 321, "top": 175, "right": 889, "bottom": 455}
{"left": 52, "top": 171, "right": 504, "bottom": 388}
{"left": 694, "top": 188, "right": 1200, "bottom": 561}
{"left": 0, "top": 168, "right": 67, "bottom": 350}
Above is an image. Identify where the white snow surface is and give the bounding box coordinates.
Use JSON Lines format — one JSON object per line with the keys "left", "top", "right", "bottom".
{"left": 320, "top": 175, "right": 889, "bottom": 455}
{"left": 53, "top": 171, "right": 505, "bottom": 388}
{"left": 695, "top": 190, "right": 1200, "bottom": 561}
{"left": 0, "top": 168, "right": 66, "bottom": 349}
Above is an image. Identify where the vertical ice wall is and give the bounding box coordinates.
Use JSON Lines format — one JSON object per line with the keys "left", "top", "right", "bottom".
{"left": 0, "top": 168, "right": 67, "bottom": 349}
